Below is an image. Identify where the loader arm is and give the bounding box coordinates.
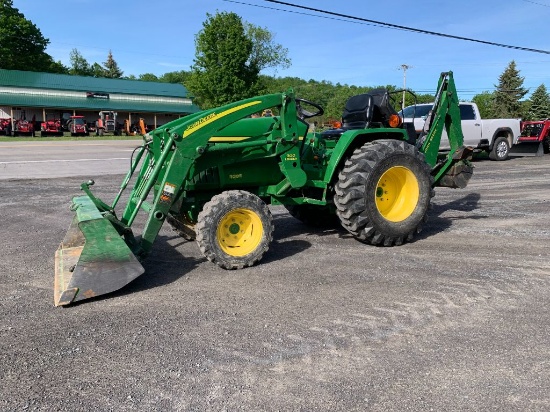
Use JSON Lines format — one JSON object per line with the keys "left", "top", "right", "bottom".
{"left": 55, "top": 89, "right": 305, "bottom": 305}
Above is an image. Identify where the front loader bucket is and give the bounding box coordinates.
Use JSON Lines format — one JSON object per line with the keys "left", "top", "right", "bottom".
{"left": 54, "top": 196, "right": 144, "bottom": 306}
{"left": 508, "top": 142, "right": 544, "bottom": 157}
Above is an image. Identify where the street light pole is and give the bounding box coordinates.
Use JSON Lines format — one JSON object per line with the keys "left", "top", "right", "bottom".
{"left": 398, "top": 64, "right": 412, "bottom": 110}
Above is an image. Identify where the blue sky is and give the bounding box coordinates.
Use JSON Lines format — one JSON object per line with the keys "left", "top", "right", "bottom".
{"left": 15, "top": 0, "right": 550, "bottom": 100}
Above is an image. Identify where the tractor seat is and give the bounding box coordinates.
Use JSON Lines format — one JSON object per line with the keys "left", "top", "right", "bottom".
{"left": 342, "top": 93, "right": 374, "bottom": 129}
{"left": 321, "top": 93, "right": 374, "bottom": 140}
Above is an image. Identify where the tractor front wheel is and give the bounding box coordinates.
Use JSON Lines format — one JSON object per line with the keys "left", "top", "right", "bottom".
{"left": 196, "top": 190, "right": 274, "bottom": 269}
{"left": 334, "top": 139, "right": 434, "bottom": 246}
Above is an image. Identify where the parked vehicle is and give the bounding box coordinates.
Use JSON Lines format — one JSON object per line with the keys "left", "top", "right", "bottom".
{"left": 0, "top": 118, "right": 12, "bottom": 136}
{"left": 400, "top": 102, "right": 521, "bottom": 160}
{"left": 509, "top": 119, "right": 550, "bottom": 156}
{"left": 95, "top": 111, "right": 121, "bottom": 136}
{"left": 67, "top": 116, "right": 89, "bottom": 136}
{"left": 40, "top": 115, "right": 63, "bottom": 137}
{"left": 54, "top": 71, "right": 474, "bottom": 306}
{"left": 13, "top": 118, "right": 34, "bottom": 137}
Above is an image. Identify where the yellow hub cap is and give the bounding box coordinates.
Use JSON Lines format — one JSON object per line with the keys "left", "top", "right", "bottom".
{"left": 375, "top": 166, "right": 419, "bottom": 222}
{"left": 217, "top": 208, "right": 263, "bottom": 257}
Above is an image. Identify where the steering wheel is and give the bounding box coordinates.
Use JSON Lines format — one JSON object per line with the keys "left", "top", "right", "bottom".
{"left": 296, "top": 98, "right": 324, "bottom": 120}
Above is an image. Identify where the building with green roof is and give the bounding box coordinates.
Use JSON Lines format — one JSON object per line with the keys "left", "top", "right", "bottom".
{"left": 0, "top": 68, "right": 201, "bottom": 134}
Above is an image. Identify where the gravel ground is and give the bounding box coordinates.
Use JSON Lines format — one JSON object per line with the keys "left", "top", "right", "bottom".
{"left": 0, "top": 155, "right": 549, "bottom": 411}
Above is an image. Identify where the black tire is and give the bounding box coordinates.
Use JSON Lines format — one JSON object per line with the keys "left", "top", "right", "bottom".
{"left": 285, "top": 204, "right": 338, "bottom": 227}
{"left": 543, "top": 135, "right": 550, "bottom": 154}
{"left": 489, "top": 136, "right": 510, "bottom": 160}
{"left": 334, "top": 139, "right": 434, "bottom": 246}
{"left": 196, "top": 190, "right": 274, "bottom": 269}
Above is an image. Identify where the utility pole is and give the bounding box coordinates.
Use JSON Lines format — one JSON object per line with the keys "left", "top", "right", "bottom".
{"left": 398, "top": 64, "right": 412, "bottom": 110}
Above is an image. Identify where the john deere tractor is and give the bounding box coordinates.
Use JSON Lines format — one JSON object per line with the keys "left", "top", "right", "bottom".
{"left": 54, "top": 72, "right": 473, "bottom": 306}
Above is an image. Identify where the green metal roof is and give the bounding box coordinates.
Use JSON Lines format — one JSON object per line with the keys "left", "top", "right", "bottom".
{"left": 0, "top": 69, "right": 192, "bottom": 98}
{"left": 0, "top": 93, "right": 200, "bottom": 114}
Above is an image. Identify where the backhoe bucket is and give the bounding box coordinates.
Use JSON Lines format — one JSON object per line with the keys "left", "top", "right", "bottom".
{"left": 508, "top": 142, "right": 544, "bottom": 157}
{"left": 54, "top": 196, "right": 144, "bottom": 306}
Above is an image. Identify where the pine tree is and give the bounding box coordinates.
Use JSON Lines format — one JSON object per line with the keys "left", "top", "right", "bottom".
{"left": 493, "top": 61, "right": 528, "bottom": 118}
{"left": 527, "top": 84, "right": 550, "bottom": 120}
{"left": 103, "top": 50, "right": 123, "bottom": 78}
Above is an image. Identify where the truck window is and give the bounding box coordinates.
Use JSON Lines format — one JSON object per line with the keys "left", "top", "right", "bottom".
{"left": 459, "top": 104, "right": 476, "bottom": 120}
{"left": 400, "top": 105, "right": 432, "bottom": 118}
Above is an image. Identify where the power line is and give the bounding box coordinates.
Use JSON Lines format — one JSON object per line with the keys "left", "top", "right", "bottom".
{"left": 521, "top": 0, "right": 550, "bottom": 7}
{"left": 258, "top": 0, "right": 550, "bottom": 55}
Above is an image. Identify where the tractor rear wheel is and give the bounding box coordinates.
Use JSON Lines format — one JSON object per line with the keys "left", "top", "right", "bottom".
{"left": 196, "top": 190, "right": 274, "bottom": 269}
{"left": 334, "top": 139, "right": 434, "bottom": 246}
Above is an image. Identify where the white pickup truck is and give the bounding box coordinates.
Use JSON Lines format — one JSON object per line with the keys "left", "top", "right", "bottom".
{"left": 400, "top": 102, "right": 521, "bottom": 160}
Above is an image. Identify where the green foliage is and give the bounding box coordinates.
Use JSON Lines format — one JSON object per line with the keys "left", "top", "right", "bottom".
{"left": 245, "top": 23, "right": 290, "bottom": 73}
{"left": 138, "top": 73, "right": 160, "bottom": 82}
{"left": 526, "top": 84, "right": 550, "bottom": 120}
{"left": 103, "top": 50, "right": 123, "bottom": 78}
{"left": 69, "top": 49, "right": 93, "bottom": 76}
{"left": 472, "top": 91, "right": 496, "bottom": 119}
{"left": 493, "top": 60, "right": 528, "bottom": 118}
{"left": 91, "top": 62, "right": 105, "bottom": 77}
{"left": 187, "top": 12, "right": 256, "bottom": 108}
{"left": 0, "top": 0, "right": 63, "bottom": 73}
{"left": 187, "top": 12, "right": 290, "bottom": 108}
{"left": 48, "top": 60, "right": 69, "bottom": 74}
{"left": 159, "top": 70, "right": 191, "bottom": 84}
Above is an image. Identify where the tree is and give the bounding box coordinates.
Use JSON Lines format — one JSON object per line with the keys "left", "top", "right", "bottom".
{"left": 245, "top": 23, "right": 290, "bottom": 74}
{"left": 493, "top": 61, "right": 528, "bottom": 118}
{"left": 526, "top": 84, "right": 550, "bottom": 120}
{"left": 91, "top": 62, "right": 106, "bottom": 77}
{"left": 187, "top": 12, "right": 290, "bottom": 108}
{"left": 159, "top": 70, "right": 191, "bottom": 84}
{"left": 103, "top": 50, "right": 123, "bottom": 78}
{"left": 472, "top": 91, "right": 496, "bottom": 119}
{"left": 69, "top": 49, "right": 93, "bottom": 76}
{"left": 0, "top": 0, "right": 60, "bottom": 72}
{"left": 138, "top": 73, "right": 159, "bottom": 82}
{"left": 48, "top": 60, "right": 69, "bottom": 74}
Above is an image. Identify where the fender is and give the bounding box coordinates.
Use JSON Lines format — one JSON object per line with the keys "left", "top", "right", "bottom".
{"left": 322, "top": 129, "right": 408, "bottom": 184}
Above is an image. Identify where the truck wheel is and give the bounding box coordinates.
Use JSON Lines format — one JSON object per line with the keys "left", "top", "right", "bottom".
{"left": 543, "top": 136, "right": 550, "bottom": 154}
{"left": 489, "top": 136, "right": 510, "bottom": 160}
{"left": 196, "top": 190, "right": 274, "bottom": 269}
{"left": 334, "top": 139, "right": 434, "bottom": 246}
{"left": 285, "top": 204, "right": 338, "bottom": 227}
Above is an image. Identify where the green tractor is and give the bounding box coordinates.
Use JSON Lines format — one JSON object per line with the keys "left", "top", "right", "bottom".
{"left": 54, "top": 72, "right": 473, "bottom": 306}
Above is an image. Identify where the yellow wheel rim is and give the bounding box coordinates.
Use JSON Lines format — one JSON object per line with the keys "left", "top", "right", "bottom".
{"left": 216, "top": 208, "right": 263, "bottom": 257}
{"left": 375, "top": 166, "right": 419, "bottom": 222}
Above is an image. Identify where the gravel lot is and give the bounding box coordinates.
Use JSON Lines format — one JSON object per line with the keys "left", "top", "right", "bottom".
{"left": 1, "top": 150, "right": 549, "bottom": 411}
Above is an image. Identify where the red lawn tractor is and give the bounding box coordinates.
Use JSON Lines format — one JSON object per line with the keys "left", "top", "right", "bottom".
{"left": 41, "top": 115, "right": 63, "bottom": 137}
{"left": 0, "top": 118, "right": 12, "bottom": 136}
{"left": 511, "top": 120, "right": 550, "bottom": 156}
{"left": 67, "top": 115, "right": 89, "bottom": 136}
{"left": 13, "top": 118, "right": 35, "bottom": 136}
